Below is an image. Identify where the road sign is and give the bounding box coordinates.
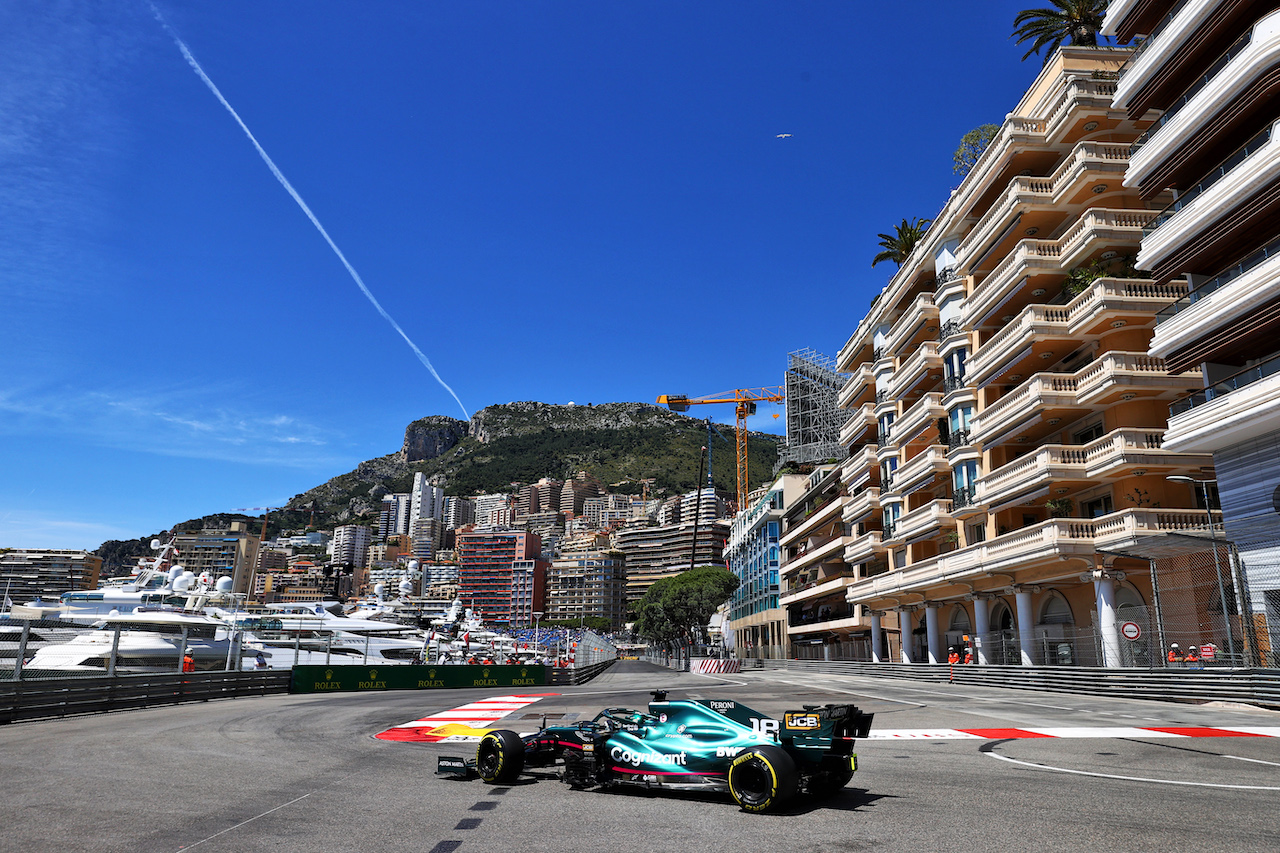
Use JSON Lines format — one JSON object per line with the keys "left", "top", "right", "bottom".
{"left": 1120, "top": 621, "right": 1142, "bottom": 641}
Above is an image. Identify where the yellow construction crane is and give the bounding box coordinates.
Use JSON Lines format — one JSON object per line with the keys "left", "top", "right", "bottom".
{"left": 656, "top": 387, "right": 785, "bottom": 510}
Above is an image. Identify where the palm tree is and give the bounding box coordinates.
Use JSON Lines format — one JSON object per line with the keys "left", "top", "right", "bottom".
{"left": 1012, "top": 0, "right": 1109, "bottom": 64}
{"left": 871, "top": 217, "right": 931, "bottom": 268}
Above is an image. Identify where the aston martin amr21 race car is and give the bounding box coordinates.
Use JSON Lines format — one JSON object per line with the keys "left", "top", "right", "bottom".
{"left": 440, "top": 690, "right": 873, "bottom": 813}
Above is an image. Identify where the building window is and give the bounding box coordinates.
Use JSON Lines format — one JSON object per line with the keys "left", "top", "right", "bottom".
{"left": 1081, "top": 494, "right": 1113, "bottom": 518}
{"left": 1073, "top": 421, "right": 1104, "bottom": 444}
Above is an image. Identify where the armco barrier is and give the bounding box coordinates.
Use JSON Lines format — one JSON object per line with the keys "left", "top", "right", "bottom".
{"left": 549, "top": 659, "right": 615, "bottom": 685}
{"left": 755, "top": 659, "right": 1280, "bottom": 709}
{"left": 0, "top": 670, "right": 291, "bottom": 724}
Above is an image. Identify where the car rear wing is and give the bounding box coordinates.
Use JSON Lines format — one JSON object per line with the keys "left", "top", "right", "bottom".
{"left": 781, "top": 703, "right": 874, "bottom": 741}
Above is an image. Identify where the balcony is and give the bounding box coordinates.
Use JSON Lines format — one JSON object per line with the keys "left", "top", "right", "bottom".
{"left": 1074, "top": 351, "right": 1202, "bottom": 405}
{"left": 839, "top": 506, "right": 1214, "bottom": 607}
{"left": 787, "top": 602, "right": 862, "bottom": 633}
{"left": 956, "top": 142, "right": 1131, "bottom": 269}
{"left": 1140, "top": 120, "right": 1280, "bottom": 274}
{"left": 782, "top": 535, "right": 852, "bottom": 578}
{"left": 966, "top": 278, "right": 1189, "bottom": 385}
{"left": 1111, "top": 0, "right": 1199, "bottom": 108}
{"left": 781, "top": 570, "right": 856, "bottom": 607}
{"left": 946, "top": 78, "right": 1121, "bottom": 233}
{"left": 891, "top": 446, "right": 950, "bottom": 497}
{"left": 880, "top": 293, "right": 940, "bottom": 359}
{"left": 1153, "top": 233, "right": 1280, "bottom": 358}
{"left": 1163, "top": 355, "right": 1280, "bottom": 454}
{"left": 839, "top": 402, "right": 876, "bottom": 445}
{"left": 892, "top": 393, "right": 945, "bottom": 447}
{"left": 1128, "top": 12, "right": 1280, "bottom": 187}
{"left": 780, "top": 496, "right": 844, "bottom": 547}
{"left": 968, "top": 374, "right": 1080, "bottom": 447}
{"left": 837, "top": 365, "right": 876, "bottom": 409}
{"left": 885, "top": 341, "right": 943, "bottom": 400}
{"left": 843, "top": 530, "right": 886, "bottom": 567}
{"left": 886, "top": 499, "right": 954, "bottom": 544}
{"left": 963, "top": 210, "right": 1150, "bottom": 328}
{"left": 842, "top": 486, "right": 882, "bottom": 525}
{"left": 841, "top": 446, "right": 878, "bottom": 491}
{"left": 975, "top": 428, "right": 1210, "bottom": 509}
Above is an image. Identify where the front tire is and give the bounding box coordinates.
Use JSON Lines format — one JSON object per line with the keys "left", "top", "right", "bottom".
{"left": 727, "top": 745, "right": 798, "bottom": 813}
{"left": 476, "top": 730, "right": 525, "bottom": 784}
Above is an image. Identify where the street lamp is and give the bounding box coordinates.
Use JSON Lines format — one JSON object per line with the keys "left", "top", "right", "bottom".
{"left": 532, "top": 611, "right": 542, "bottom": 660}
{"left": 1167, "top": 475, "right": 1237, "bottom": 662}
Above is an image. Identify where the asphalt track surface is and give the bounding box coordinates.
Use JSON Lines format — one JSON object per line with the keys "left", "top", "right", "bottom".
{"left": 4, "top": 661, "right": 1280, "bottom": 853}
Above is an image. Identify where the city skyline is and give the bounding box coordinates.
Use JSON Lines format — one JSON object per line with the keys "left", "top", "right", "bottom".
{"left": 4, "top": 1, "right": 1056, "bottom": 548}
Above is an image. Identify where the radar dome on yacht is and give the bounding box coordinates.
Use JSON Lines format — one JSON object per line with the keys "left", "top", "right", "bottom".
{"left": 151, "top": 538, "right": 162, "bottom": 551}
{"left": 374, "top": 583, "right": 386, "bottom": 598}
{"left": 167, "top": 566, "right": 184, "bottom": 583}
{"left": 173, "top": 574, "right": 193, "bottom": 592}
{"left": 398, "top": 580, "right": 413, "bottom": 596}
{"left": 215, "top": 576, "right": 233, "bottom": 593}
{"left": 407, "top": 559, "right": 420, "bottom": 572}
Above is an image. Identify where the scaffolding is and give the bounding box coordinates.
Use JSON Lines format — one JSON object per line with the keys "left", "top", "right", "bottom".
{"left": 777, "top": 348, "right": 847, "bottom": 469}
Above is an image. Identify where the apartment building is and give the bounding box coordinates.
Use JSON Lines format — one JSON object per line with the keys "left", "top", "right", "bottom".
{"left": 331, "top": 525, "right": 373, "bottom": 570}
{"left": 547, "top": 550, "right": 628, "bottom": 627}
{"left": 1106, "top": 0, "right": 1280, "bottom": 662}
{"left": 835, "top": 46, "right": 1214, "bottom": 668}
{"left": 455, "top": 529, "right": 541, "bottom": 626}
{"left": 509, "top": 559, "right": 549, "bottom": 628}
{"left": 725, "top": 475, "right": 808, "bottom": 659}
{"left": 0, "top": 550, "right": 102, "bottom": 602}
{"left": 410, "top": 473, "right": 445, "bottom": 527}
{"left": 613, "top": 518, "right": 730, "bottom": 604}
{"left": 174, "top": 521, "right": 262, "bottom": 596}
{"left": 443, "top": 496, "right": 476, "bottom": 529}
{"left": 378, "top": 492, "right": 412, "bottom": 537}
{"left": 777, "top": 465, "right": 872, "bottom": 660}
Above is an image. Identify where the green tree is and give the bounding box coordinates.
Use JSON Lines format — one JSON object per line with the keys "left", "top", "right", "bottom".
{"left": 1012, "top": 0, "right": 1109, "bottom": 64}
{"left": 633, "top": 566, "right": 739, "bottom": 647}
{"left": 953, "top": 123, "right": 1000, "bottom": 176}
{"left": 871, "top": 217, "right": 931, "bottom": 268}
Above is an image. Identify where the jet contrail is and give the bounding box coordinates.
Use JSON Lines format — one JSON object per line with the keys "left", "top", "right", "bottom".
{"left": 151, "top": 7, "right": 469, "bottom": 420}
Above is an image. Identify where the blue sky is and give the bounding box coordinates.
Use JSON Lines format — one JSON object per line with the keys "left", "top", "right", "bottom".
{"left": 2, "top": 0, "right": 1056, "bottom": 549}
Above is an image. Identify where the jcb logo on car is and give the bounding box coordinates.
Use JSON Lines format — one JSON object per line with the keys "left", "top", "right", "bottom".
{"left": 785, "top": 713, "right": 820, "bottom": 730}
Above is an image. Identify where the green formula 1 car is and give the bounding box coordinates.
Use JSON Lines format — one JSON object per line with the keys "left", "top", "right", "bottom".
{"left": 441, "top": 690, "right": 873, "bottom": 813}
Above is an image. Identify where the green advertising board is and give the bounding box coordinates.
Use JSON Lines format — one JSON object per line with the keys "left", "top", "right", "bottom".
{"left": 291, "top": 663, "right": 547, "bottom": 693}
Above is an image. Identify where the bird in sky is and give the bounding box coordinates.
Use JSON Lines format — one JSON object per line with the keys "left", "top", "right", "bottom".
{"left": 776, "top": 133, "right": 792, "bottom": 138}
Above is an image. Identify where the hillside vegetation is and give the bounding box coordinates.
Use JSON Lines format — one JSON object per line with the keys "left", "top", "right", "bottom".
{"left": 97, "top": 402, "right": 782, "bottom": 559}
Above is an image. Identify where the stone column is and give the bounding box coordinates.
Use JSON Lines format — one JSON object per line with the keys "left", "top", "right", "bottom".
{"left": 869, "top": 611, "right": 883, "bottom": 664}
{"left": 925, "top": 604, "right": 942, "bottom": 664}
{"left": 1093, "top": 570, "right": 1123, "bottom": 669}
{"left": 899, "top": 609, "right": 914, "bottom": 663}
{"left": 972, "top": 596, "right": 990, "bottom": 665}
{"left": 1015, "top": 588, "right": 1036, "bottom": 666}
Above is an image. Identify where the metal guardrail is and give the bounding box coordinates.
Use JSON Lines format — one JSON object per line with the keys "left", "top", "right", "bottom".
{"left": 755, "top": 660, "right": 1280, "bottom": 710}
{"left": 549, "top": 659, "right": 615, "bottom": 686}
{"left": 0, "top": 670, "right": 291, "bottom": 725}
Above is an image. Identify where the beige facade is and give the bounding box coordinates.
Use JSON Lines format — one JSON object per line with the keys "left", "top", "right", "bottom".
{"left": 835, "top": 48, "right": 1215, "bottom": 666}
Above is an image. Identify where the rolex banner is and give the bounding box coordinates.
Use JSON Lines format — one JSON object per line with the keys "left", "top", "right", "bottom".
{"left": 291, "top": 664, "right": 547, "bottom": 693}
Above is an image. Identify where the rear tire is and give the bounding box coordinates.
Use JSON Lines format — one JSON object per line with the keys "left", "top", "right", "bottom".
{"left": 476, "top": 730, "right": 525, "bottom": 784}
{"left": 727, "top": 745, "right": 798, "bottom": 813}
